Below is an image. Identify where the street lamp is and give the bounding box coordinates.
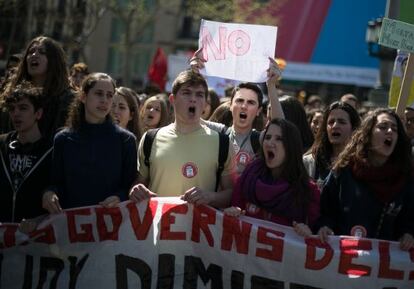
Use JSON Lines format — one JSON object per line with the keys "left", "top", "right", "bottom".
{"left": 365, "top": 17, "right": 397, "bottom": 107}
{"left": 366, "top": 17, "right": 396, "bottom": 61}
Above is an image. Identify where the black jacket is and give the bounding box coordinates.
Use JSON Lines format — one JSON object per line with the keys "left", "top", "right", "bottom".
{"left": 317, "top": 167, "right": 414, "bottom": 241}
{"left": 0, "top": 132, "right": 52, "bottom": 222}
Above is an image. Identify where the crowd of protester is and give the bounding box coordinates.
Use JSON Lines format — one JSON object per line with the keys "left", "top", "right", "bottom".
{"left": 0, "top": 35, "right": 413, "bottom": 251}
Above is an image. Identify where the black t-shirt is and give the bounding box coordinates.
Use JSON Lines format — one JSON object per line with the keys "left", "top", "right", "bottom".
{"left": 0, "top": 131, "right": 53, "bottom": 222}
{"left": 7, "top": 137, "right": 42, "bottom": 191}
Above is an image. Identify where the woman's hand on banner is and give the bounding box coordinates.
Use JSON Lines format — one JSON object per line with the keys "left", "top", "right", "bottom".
{"left": 100, "top": 195, "right": 121, "bottom": 208}
{"left": 129, "top": 183, "right": 157, "bottom": 203}
{"left": 293, "top": 221, "right": 312, "bottom": 237}
{"left": 399, "top": 233, "right": 414, "bottom": 251}
{"left": 181, "top": 186, "right": 214, "bottom": 205}
{"left": 42, "top": 190, "right": 62, "bottom": 214}
{"left": 318, "top": 226, "right": 334, "bottom": 243}
{"left": 223, "top": 206, "right": 245, "bottom": 217}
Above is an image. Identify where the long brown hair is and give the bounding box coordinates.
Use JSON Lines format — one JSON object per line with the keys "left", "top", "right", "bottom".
{"left": 2, "top": 36, "right": 69, "bottom": 100}
{"left": 115, "top": 87, "right": 141, "bottom": 140}
{"left": 333, "top": 108, "right": 412, "bottom": 176}
{"left": 66, "top": 73, "right": 116, "bottom": 131}
{"left": 260, "top": 118, "right": 312, "bottom": 208}
{"left": 308, "top": 101, "right": 361, "bottom": 171}
{"left": 139, "top": 94, "right": 169, "bottom": 134}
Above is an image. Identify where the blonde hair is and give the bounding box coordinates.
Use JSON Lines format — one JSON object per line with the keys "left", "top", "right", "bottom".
{"left": 139, "top": 94, "right": 170, "bottom": 134}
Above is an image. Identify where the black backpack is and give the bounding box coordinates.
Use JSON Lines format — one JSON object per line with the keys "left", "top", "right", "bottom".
{"left": 143, "top": 128, "right": 229, "bottom": 191}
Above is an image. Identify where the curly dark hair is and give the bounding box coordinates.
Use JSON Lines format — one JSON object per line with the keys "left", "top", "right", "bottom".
{"left": 3, "top": 81, "right": 44, "bottom": 112}
{"left": 2, "top": 36, "right": 69, "bottom": 100}
{"left": 333, "top": 108, "right": 412, "bottom": 177}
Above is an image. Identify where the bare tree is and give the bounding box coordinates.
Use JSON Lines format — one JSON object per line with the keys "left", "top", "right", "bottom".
{"left": 105, "top": 0, "right": 158, "bottom": 86}
{"left": 66, "top": 0, "right": 108, "bottom": 64}
{"left": 185, "top": 0, "right": 286, "bottom": 25}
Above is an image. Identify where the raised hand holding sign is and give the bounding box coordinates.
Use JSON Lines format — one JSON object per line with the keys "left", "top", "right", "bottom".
{"left": 198, "top": 19, "right": 278, "bottom": 82}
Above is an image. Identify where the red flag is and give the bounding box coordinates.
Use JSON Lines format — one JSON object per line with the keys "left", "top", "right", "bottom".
{"left": 148, "top": 47, "right": 168, "bottom": 91}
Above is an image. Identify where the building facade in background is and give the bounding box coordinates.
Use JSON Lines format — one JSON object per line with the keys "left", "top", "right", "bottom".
{"left": 0, "top": 0, "right": 401, "bottom": 102}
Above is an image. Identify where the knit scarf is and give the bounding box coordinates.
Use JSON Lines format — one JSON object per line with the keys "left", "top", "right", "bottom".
{"left": 240, "top": 158, "right": 306, "bottom": 223}
{"left": 351, "top": 158, "right": 406, "bottom": 204}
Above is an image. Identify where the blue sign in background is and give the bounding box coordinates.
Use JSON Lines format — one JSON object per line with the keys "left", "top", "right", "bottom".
{"left": 311, "top": 0, "right": 387, "bottom": 68}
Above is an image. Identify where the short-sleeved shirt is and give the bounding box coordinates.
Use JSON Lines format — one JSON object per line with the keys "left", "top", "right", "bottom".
{"left": 204, "top": 121, "right": 256, "bottom": 176}
{"left": 227, "top": 127, "right": 256, "bottom": 175}
{"left": 138, "top": 124, "right": 234, "bottom": 197}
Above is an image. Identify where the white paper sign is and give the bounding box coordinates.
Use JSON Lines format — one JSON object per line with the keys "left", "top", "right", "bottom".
{"left": 198, "top": 19, "right": 277, "bottom": 83}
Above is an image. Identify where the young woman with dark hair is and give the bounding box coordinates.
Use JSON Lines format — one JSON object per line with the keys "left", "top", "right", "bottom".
{"left": 225, "top": 118, "right": 320, "bottom": 237}
{"left": 317, "top": 108, "right": 414, "bottom": 250}
{"left": 303, "top": 101, "right": 360, "bottom": 187}
{"left": 1, "top": 36, "right": 74, "bottom": 138}
{"left": 112, "top": 86, "right": 141, "bottom": 142}
{"left": 42, "top": 73, "right": 137, "bottom": 212}
{"left": 307, "top": 108, "right": 324, "bottom": 136}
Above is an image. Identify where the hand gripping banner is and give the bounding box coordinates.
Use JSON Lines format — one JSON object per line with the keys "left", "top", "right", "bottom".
{"left": 1, "top": 198, "right": 413, "bottom": 289}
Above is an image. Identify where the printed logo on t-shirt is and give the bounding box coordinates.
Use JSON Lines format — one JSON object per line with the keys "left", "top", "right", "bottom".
{"left": 182, "top": 162, "right": 198, "bottom": 178}
{"left": 350, "top": 225, "right": 367, "bottom": 238}
{"left": 8, "top": 153, "right": 38, "bottom": 190}
{"left": 236, "top": 151, "right": 251, "bottom": 166}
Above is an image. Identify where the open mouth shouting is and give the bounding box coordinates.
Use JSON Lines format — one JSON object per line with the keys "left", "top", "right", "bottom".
{"left": 331, "top": 131, "right": 341, "bottom": 138}
{"left": 265, "top": 150, "right": 275, "bottom": 161}
{"left": 239, "top": 112, "right": 247, "bottom": 120}
{"left": 264, "top": 146, "right": 284, "bottom": 169}
{"left": 188, "top": 106, "right": 196, "bottom": 117}
{"left": 329, "top": 130, "right": 348, "bottom": 144}
{"left": 384, "top": 137, "right": 393, "bottom": 147}
{"left": 29, "top": 59, "right": 39, "bottom": 68}
{"left": 372, "top": 135, "right": 396, "bottom": 159}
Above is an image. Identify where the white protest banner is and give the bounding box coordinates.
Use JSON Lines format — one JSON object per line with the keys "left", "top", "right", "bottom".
{"left": 198, "top": 19, "right": 277, "bottom": 83}
{"left": 1, "top": 198, "right": 413, "bottom": 289}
